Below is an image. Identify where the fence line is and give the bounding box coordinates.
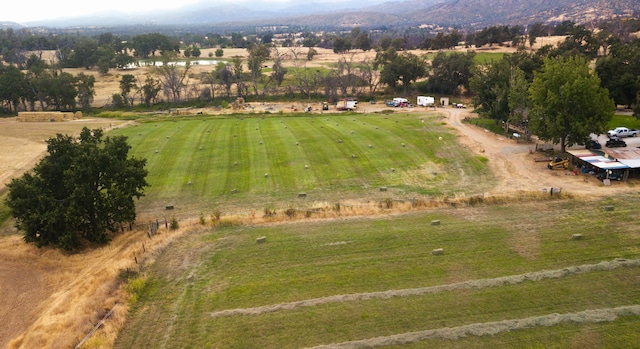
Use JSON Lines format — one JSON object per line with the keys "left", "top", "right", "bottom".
{"left": 75, "top": 304, "right": 117, "bottom": 348}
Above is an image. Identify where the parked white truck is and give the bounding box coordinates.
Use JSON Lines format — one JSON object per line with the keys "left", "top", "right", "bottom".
{"left": 607, "top": 127, "right": 639, "bottom": 138}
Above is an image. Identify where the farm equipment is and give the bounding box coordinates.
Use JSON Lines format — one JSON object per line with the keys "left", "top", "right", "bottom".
{"left": 548, "top": 157, "right": 569, "bottom": 170}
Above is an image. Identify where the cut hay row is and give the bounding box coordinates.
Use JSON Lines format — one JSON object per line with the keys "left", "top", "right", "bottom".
{"left": 305, "top": 305, "right": 640, "bottom": 349}
{"left": 210, "top": 258, "right": 640, "bottom": 318}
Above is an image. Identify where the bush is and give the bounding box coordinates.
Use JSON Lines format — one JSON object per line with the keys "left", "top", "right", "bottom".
{"left": 170, "top": 217, "right": 179, "bottom": 230}
{"left": 211, "top": 209, "right": 221, "bottom": 222}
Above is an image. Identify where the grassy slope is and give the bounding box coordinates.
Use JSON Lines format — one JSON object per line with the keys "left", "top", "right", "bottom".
{"left": 113, "top": 113, "right": 492, "bottom": 217}
{"left": 115, "top": 196, "right": 640, "bottom": 348}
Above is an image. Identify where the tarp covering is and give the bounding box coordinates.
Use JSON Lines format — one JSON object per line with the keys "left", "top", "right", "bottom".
{"left": 590, "top": 161, "right": 629, "bottom": 170}
{"left": 618, "top": 159, "right": 640, "bottom": 168}
{"left": 566, "top": 149, "right": 632, "bottom": 170}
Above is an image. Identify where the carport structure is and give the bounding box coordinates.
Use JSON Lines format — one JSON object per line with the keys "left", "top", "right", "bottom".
{"left": 566, "top": 149, "right": 640, "bottom": 181}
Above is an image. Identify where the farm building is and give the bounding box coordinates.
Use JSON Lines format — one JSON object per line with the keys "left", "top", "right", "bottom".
{"left": 567, "top": 148, "right": 640, "bottom": 181}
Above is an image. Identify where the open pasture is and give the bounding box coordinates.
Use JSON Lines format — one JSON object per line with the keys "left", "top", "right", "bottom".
{"left": 113, "top": 112, "right": 493, "bottom": 217}
{"left": 115, "top": 196, "right": 640, "bottom": 348}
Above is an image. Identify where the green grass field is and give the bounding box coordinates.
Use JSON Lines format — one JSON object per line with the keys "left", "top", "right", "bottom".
{"left": 107, "top": 111, "right": 640, "bottom": 349}
{"left": 114, "top": 195, "right": 640, "bottom": 348}
{"left": 112, "top": 112, "right": 493, "bottom": 218}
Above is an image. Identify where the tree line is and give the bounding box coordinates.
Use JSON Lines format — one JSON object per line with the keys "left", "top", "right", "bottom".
{"left": 1, "top": 18, "right": 639, "bottom": 116}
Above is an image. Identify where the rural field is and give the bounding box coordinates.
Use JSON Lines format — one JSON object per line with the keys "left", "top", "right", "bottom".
{"left": 1, "top": 107, "right": 640, "bottom": 349}
{"left": 114, "top": 194, "right": 640, "bottom": 348}
{"left": 1, "top": 38, "right": 639, "bottom": 347}
{"left": 113, "top": 112, "right": 493, "bottom": 220}
{"left": 109, "top": 110, "right": 640, "bottom": 349}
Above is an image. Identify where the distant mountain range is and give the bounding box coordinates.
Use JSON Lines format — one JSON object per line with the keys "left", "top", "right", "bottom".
{"left": 8, "top": 0, "right": 640, "bottom": 30}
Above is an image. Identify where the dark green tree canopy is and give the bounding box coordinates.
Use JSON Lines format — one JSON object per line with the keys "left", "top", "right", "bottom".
{"left": 427, "top": 51, "right": 475, "bottom": 95}
{"left": 6, "top": 128, "right": 148, "bottom": 251}
{"left": 595, "top": 41, "right": 640, "bottom": 109}
{"left": 377, "top": 49, "right": 428, "bottom": 94}
{"left": 528, "top": 56, "right": 615, "bottom": 152}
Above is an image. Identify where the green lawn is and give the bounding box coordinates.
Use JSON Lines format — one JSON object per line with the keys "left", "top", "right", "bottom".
{"left": 112, "top": 113, "right": 493, "bottom": 218}
{"left": 610, "top": 114, "right": 640, "bottom": 130}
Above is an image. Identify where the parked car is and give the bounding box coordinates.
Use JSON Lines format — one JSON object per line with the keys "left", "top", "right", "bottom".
{"left": 597, "top": 170, "right": 623, "bottom": 181}
{"left": 605, "top": 137, "right": 627, "bottom": 148}
{"left": 585, "top": 139, "right": 602, "bottom": 149}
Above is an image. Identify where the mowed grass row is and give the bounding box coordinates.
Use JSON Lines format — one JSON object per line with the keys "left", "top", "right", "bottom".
{"left": 115, "top": 196, "right": 640, "bottom": 348}
{"left": 113, "top": 113, "right": 493, "bottom": 216}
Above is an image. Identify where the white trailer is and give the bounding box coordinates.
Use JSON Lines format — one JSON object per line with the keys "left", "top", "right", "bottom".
{"left": 336, "top": 99, "right": 358, "bottom": 111}
{"left": 417, "top": 96, "right": 435, "bottom": 107}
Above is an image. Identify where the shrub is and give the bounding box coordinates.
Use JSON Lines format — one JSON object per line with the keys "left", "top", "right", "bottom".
{"left": 212, "top": 209, "right": 221, "bottom": 222}
{"left": 170, "top": 217, "right": 179, "bottom": 230}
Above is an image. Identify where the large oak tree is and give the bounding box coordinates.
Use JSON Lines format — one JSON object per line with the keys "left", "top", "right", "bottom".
{"left": 7, "top": 128, "right": 148, "bottom": 251}
{"left": 528, "top": 56, "right": 615, "bottom": 152}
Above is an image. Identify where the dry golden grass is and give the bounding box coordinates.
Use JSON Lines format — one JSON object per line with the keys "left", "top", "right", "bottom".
{"left": 2, "top": 222, "right": 196, "bottom": 349}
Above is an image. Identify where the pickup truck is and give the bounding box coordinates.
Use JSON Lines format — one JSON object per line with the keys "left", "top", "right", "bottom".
{"left": 607, "top": 127, "right": 639, "bottom": 138}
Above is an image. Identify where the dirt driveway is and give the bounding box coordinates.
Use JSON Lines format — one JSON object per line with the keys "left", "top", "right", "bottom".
{"left": 442, "top": 107, "right": 634, "bottom": 196}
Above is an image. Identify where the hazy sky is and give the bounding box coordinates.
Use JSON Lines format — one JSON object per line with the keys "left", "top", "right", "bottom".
{"left": 2, "top": 0, "right": 305, "bottom": 23}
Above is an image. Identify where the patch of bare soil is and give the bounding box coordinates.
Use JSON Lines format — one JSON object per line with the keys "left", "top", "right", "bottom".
{"left": 0, "top": 118, "right": 129, "bottom": 191}
{"left": 305, "top": 305, "right": 640, "bottom": 349}
{"left": 209, "top": 258, "right": 640, "bottom": 318}
{"left": 442, "top": 108, "right": 635, "bottom": 196}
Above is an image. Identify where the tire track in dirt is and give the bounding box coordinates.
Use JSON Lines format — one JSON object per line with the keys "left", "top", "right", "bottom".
{"left": 305, "top": 305, "right": 640, "bottom": 349}
{"left": 210, "top": 258, "right": 640, "bottom": 318}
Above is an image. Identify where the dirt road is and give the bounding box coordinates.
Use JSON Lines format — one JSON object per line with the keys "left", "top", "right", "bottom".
{"left": 442, "top": 108, "right": 633, "bottom": 195}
